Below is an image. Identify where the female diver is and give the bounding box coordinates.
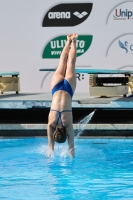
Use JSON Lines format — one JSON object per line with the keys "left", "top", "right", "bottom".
{"left": 47, "top": 33, "right": 78, "bottom": 158}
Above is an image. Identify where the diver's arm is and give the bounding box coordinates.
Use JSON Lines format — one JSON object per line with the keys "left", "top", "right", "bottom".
{"left": 47, "top": 124, "right": 54, "bottom": 156}
{"left": 67, "top": 125, "right": 75, "bottom": 158}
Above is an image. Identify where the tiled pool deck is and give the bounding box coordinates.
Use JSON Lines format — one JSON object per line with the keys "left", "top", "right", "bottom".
{"left": 1, "top": 137, "right": 133, "bottom": 143}
{"left": 0, "top": 124, "right": 133, "bottom": 131}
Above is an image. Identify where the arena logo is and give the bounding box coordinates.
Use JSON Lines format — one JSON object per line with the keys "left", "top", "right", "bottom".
{"left": 106, "top": 1, "right": 133, "bottom": 24}
{"left": 42, "top": 35, "right": 93, "bottom": 58}
{"left": 48, "top": 12, "right": 71, "bottom": 19}
{"left": 118, "top": 40, "right": 133, "bottom": 54}
{"left": 42, "top": 3, "right": 93, "bottom": 27}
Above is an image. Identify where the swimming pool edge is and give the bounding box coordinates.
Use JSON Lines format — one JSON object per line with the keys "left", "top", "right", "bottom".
{"left": 0, "top": 124, "right": 133, "bottom": 137}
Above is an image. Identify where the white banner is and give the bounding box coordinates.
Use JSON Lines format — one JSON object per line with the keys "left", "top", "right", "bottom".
{"left": 0, "top": 0, "right": 133, "bottom": 93}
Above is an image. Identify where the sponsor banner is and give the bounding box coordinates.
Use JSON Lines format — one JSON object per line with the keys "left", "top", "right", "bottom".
{"left": 42, "top": 35, "right": 93, "bottom": 59}
{"left": 1, "top": 0, "right": 133, "bottom": 93}
{"left": 107, "top": 1, "right": 133, "bottom": 24}
{"left": 42, "top": 3, "right": 93, "bottom": 27}
{"left": 106, "top": 34, "right": 133, "bottom": 56}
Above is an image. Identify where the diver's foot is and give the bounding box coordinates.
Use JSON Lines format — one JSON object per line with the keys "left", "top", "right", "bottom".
{"left": 67, "top": 34, "right": 73, "bottom": 43}
{"left": 72, "top": 33, "right": 78, "bottom": 42}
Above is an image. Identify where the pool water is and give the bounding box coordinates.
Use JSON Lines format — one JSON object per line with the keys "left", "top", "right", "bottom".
{"left": 0, "top": 138, "right": 133, "bottom": 200}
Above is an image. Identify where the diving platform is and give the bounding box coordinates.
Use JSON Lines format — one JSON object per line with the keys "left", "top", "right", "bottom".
{"left": 39, "top": 68, "right": 133, "bottom": 75}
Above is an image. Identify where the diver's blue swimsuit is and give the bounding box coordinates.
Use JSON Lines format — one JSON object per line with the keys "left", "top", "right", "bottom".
{"left": 51, "top": 79, "right": 73, "bottom": 125}
{"left": 50, "top": 109, "right": 72, "bottom": 126}
{"left": 52, "top": 79, "right": 73, "bottom": 98}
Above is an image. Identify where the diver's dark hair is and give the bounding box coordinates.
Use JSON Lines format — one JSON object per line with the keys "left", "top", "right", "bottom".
{"left": 53, "top": 126, "right": 67, "bottom": 143}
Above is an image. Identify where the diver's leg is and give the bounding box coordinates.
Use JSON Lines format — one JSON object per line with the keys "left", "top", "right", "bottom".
{"left": 50, "top": 34, "right": 72, "bottom": 90}
{"left": 65, "top": 34, "right": 78, "bottom": 92}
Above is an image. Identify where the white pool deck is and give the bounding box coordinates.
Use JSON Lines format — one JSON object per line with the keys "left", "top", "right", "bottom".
{"left": 0, "top": 92, "right": 133, "bottom": 108}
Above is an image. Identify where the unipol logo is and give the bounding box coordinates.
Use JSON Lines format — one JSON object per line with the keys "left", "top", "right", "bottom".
{"left": 42, "top": 3, "right": 93, "bottom": 27}
{"left": 42, "top": 35, "right": 93, "bottom": 58}
{"left": 113, "top": 9, "right": 133, "bottom": 20}
{"left": 106, "top": 1, "right": 133, "bottom": 24}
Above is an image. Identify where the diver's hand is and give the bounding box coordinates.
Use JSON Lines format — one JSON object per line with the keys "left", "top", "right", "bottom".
{"left": 68, "top": 147, "right": 75, "bottom": 159}
{"left": 47, "top": 149, "right": 54, "bottom": 158}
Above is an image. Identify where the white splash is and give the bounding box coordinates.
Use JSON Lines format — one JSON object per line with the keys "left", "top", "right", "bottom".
{"left": 75, "top": 110, "right": 95, "bottom": 138}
